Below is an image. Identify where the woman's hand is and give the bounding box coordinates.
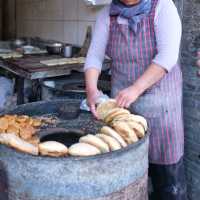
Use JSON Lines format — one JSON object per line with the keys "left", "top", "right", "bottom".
{"left": 86, "top": 88, "right": 101, "bottom": 118}
{"left": 115, "top": 85, "right": 140, "bottom": 108}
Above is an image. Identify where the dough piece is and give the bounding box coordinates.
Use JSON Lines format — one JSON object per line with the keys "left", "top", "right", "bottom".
{"left": 112, "top": 121, "right": 138, "bottom": 144}
{"left": 96, "top": 99, "right": 117, "bottom": 120}
{"left": 96, "top": 134, "right": 121, "bottom": 151}
{"left": 39, "top": 141, "right": 68, "bottom": 157}
{"left": 79, "top": 134, "right": 109, "bottom": 153}
{"left": 104, "top": 108, "right": 130, "bottom": 124}
{"left": 0, "top": 133, "right": 38, "bottom": 155}
{"left": 100, "top": 126, "right": 127, "bottom": 148}
{"left": 68, "top": 143, "right": 101, "bottom": 157}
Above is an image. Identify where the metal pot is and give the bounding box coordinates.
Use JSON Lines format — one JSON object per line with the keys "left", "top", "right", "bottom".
{"left": 63, "top": 45, "right": 72, "bottom": 58}
{"left": 46, "top": 43, "right": 63, "bottom": 55}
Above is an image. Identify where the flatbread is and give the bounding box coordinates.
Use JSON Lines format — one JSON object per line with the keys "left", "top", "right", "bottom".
{"left": 96, "top": 99, "right": 117, "bottom": 120}
{"left": 0, "top": 133, "right": 38, "bottom": 155}
{"left": 111, "top": 114, "right": 148, "bottom": 132}
{"left": 100, "top": 126, "right": 127, "bottom": 148}
{"left": 112, "top": 121, "right": 138, "bottom": 144}
{"left": 79, "top": 134, "right": 109, "bottom": 153}
{"left": 96, "top": 134, "right": 121, "bottom": 151}
{"left": 68, "top": 143, "right": 101, "bottom": 157}
{"left": 104, "top": 108, "right": 130, "bottom": 124}
{"left": 128, "top": 114, "right": 148, "bottom": 131}
{"left": 126, "top": 121, "right": 145, "bottom": 138}
{"left": 39, "top": 141, "right": 68, "bottom": 157}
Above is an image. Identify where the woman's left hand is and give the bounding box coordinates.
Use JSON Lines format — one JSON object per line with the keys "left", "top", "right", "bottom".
{"left": 115, "top": 85, "right": 140, "bottom": 108}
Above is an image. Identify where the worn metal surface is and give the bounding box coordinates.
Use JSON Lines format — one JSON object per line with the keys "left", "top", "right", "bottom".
{"left": 1, "top": 54, "right": 83, "bottom": 80}
{"left": 41, "top": 72, "right": 111, "bottom": 101}
{"left": 0, "top": 99, "right": 149, "bottom": 200}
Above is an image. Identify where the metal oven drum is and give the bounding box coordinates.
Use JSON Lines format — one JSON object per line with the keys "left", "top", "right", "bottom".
{"left": 0, "top": 99, "right": 149, "bottom": 200}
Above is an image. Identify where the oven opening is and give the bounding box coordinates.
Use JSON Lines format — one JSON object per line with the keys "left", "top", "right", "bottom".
{"left": 40, "top": 130, "right": 84, "bottom": 147}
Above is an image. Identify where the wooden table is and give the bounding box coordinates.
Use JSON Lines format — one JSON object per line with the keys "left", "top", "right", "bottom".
{"left": 0, "top": 54, "right": 87, "bottom": 105}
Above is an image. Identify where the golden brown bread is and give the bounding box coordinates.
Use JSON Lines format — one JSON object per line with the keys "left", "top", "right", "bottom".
{"left": 39, "top": 141, "right": 68, "bottom": 157}
{"left": 0, "top": 133, "right": 39, "bottom": 155}
{"left": 96, "top": 99, "right": 117, "bottom": 120}
{"left": 79, "top": 134, "right": 110, "bottom": 153}
{"left": 96, "top": 134, "right": 121, "bottom": 151}
{"left": 100, "top": 126, "right": 127, "bottom": 148}
{"left": 68, "top": 143, "right": 101, "bottom": 156}
{"left": 104, "top": 108, "right": 130, "bottom": 124}
{"left": 112, "top": 121, "right": 138, "bottom": 144}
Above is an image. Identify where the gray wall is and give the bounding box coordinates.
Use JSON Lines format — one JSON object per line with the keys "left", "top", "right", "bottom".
{"left": 181, "top": 0, "right": 200, "bottom": 199}
{"left": 16, "top": 0, "right": 102, "bottom": 45}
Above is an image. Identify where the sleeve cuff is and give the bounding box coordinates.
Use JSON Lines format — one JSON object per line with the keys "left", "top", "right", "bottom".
{"left": 152, "top": 58, "right": 176, "bottom": 72}
{"left": 84, "top": 59, "right": 102, "bottom": 72}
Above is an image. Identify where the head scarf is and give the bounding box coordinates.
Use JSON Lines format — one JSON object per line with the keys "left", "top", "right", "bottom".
{"left": 110, "top": 0, "right": 152, "bottom": 33}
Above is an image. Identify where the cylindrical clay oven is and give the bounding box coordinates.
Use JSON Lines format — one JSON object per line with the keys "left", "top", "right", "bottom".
{"left": 0, "top": 100, "right": 149, "bottom": 200}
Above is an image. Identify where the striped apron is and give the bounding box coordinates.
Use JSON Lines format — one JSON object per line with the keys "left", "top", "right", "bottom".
{"left": 106, "top": 0, "right": 184, "bottom": 165}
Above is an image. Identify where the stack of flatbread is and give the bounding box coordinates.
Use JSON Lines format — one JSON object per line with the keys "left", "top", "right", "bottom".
{"left": 68, "top": 99, "right": 148, "bottom": 157}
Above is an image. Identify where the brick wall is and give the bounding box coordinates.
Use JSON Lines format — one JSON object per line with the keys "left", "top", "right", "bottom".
{"left": 181, "top": 0, "right": 200, "bottom": 199}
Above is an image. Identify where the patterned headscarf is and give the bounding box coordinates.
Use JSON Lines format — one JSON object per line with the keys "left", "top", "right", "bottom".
{"left": 110, "top": 0, "right": 152, "bottom": 33}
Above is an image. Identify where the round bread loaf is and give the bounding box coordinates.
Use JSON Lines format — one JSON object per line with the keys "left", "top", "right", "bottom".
{"left": 100, "top": 126, "right": 127, "bottom": 148}
{"left": 68, "top": 143, "right": 101, "bottom": 157}
{"left": 126, "top": 121, "right": 145, "bottom": 138}
{"left": 112, "top": 114, "right": 148, "bottom": 133}
{"left": 96, "top": 134, "right": 121, "bottom": 151}
{"left": 128, "top": 114, "right": 148, "bottom": 131}
{"left": 96, "top": 99, "right": 117, "bottom": 120}
{"left": 104, "top": 108, "right": 130, "bottom": 124}
{"left": 79, "top": 134, "right": 110, "bottom": 153}
{"left": 39, "top": 141, "right": 68, "bottom": 157}
{"left": 112, "top": 121, "right": 138, "bottom": 144}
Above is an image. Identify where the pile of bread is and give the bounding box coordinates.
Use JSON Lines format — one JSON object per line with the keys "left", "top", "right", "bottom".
{"left": 0, "top": 115, "right": 43, "bottom": 155}
{"left": 0, "top": 114, "right": 68, "bottom": 157}
{"left": 0, "top": 99, "right": 147, "bottom": 158}
{"left": 68, "top": 99, "right": 148, "bottom": 157}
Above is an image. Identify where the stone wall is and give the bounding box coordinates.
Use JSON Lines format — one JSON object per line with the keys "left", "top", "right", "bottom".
{"left": 181, "top": 0, "right": 200, "bottom": 200}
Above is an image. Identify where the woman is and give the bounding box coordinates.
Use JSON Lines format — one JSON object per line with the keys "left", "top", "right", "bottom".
{"left": 84, "top": 0, "right": 187, "bottom": 199}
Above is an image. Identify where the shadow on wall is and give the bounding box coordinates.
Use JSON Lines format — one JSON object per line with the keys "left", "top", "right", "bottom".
{"left": 0, "top": 160, "right": 8, "bottom": 200}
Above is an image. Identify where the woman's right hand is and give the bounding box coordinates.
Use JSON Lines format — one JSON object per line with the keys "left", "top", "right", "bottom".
{"left": 86, "top": 88, "right": 101, "bottom": 118}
